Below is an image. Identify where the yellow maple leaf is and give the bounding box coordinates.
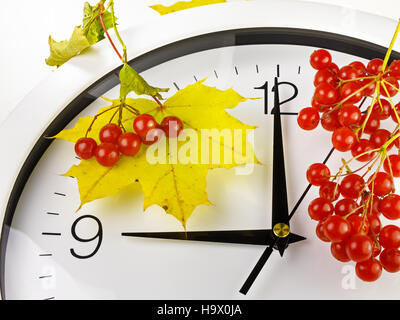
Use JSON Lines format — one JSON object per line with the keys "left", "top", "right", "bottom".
{"left": 150, "top": 0, "right": 226, "bottom": 15}
{"left": 56, "top": 80, "right": 260, "bottom": 228}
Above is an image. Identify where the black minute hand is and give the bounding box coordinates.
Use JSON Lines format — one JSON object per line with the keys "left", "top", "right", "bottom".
{"left": 271, "top": 77, "right": 291, "bottom": 256}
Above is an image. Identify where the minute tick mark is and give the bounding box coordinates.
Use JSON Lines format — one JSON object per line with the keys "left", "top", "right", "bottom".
{"left": 54, "top": 192, "right": 66, "bottom": 197}
{"left": 173, "top": 82, "right": 180, "bottom": 90}
{"left": 234, "top": 66, "right": 238, "bottom": 75}
{"left": 214, "top": 70, "right": 218, "bottom": 79}
{"left": 42, "top": 232, "right": 61, "bottom": 236}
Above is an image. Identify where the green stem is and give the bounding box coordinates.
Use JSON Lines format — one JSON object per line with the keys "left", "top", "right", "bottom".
{"left": 382, "top": 19, "right": 400, "bottom": 72}
{"left": 110, "top": 0, "right": 127, "bottom": 63}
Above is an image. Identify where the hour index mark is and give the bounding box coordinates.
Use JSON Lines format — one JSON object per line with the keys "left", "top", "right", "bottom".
{"left": 42, "top": 232, "right": 61, "bottom": 236}
{"left": 46, "top": 212, "right": 60, "bottom": 216}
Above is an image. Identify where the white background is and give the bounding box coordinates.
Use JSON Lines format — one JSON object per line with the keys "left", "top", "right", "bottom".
{"left": 0, "top": 0, "right": 399, "bottom": 124}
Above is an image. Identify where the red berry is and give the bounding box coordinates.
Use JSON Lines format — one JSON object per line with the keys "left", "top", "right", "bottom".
{"left": 338, "top": 65, "right": 358, "bottom": 80}
{"left": 349, "top": 61, "right": 367, "bottom": 76}
{"left": 360, "top": 78, "right": 377, "bottom": 96}
{"left": 368, "top": 172, "right": 393, "bottom": 197}
{"left": 367, "top": 58, "right": 383, "bottom": 75}
{"left": 368, "top": 214, "right": 381, "bottom": 235}
{"left": 380, "top": 76, "right": 399, "bottom": 97}
{"left": 379, "top": 225, "right": 400, "bottom": 249}
{"left": 369, "top": 129, "right": 393, "bottom": 150}
{"left": 331, "top": 241, "right": 350, "bottom": 262}
{"left": 340, "top": 174, "right": 364, "bottom": 199}
{"left": 337, "top": 104, "right": 361, "bottom": 127}
{"left": 314, "top": 83, "right": 339, "bottom": 105}
{"left": 380, "top": 248, "right": 400, "bottom": 272}
{"left": 74, "top": 137, "right": 97, "bottom": 160}
{"left": 372, "top": 99, "right": 391, "bottom": 120}
{"left": 321, "top": 110, "right": 341, "bottom": 131}
{"left": 95, "top": 143, "right": 120, "bottom": 167}
{"left": 319, "top": 181, "right": 340, "bottom": 201}
{"left": 297, "top": 107, "right": 320, "bottom": 130}
{"left": 306, "top": 163, "right": 330, "bottom": 186}
{"left": 332, "top": 127, "right": 356, "bottom": 152}
{"left": 389, "top": 60, "right": 400, "bottom": 79}
{"left": 355, "top": 258, "right": 382, "bottom": 282}
{"left": 347, "top": 215, "right": 369, "bottom": 235}
{"left": 311, "top": 96, "right": 326, "bottom": 112}
{"left": 160, "top": 116, "right": 183, "bottom": 138}
{"left": 99, "top": 123, "right": 122, "bottom": 144}
{"left": 384, "top": 155, "right": 400, "bottom": 177}
{"left": 308, "top": 198, "right": 334, "bottom": 221}
{"left": 339, "top": 82, "right": 364, "bottom": 104}
{"left": 328, "top": 63, "right": 339, "bottom": 74}
{"left": 133, "top": 114, "right": 158, "bottom": 138}
{"left": 390, "top": 102, "right": 400, "bottom": 122}
{"left": 334, "top": 198, "right": 358, "bottom": 216}
{"left": 360, "top": 114, "right": 380, "bottom": 134}
{"left": 142, "top": 128, "right": 165, "bottom": 145}
{"left": 345, "top": 234, "right": 374, "bottom": 262}
{"left": 323, "top": 215, "right": 352, "bottom": 243}
{"left": 316, "top": 220, "right": 330, "bottom": 242}
{"left": 310, "top": 49, "right": 332, "bottom": 70}
{"left": 351, "top": 139, "right": 376, "bottom": 162}
{"left": 117, "top": 132, "right": 141, "bottom": 157}
{"left": 379, "top": 194, "right": 400, "bottom": 220}
{"left": 313, "top": 69, "right": 338, "bottom": 87}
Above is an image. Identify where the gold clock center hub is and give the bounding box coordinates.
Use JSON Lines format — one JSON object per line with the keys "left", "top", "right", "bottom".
{"left": 273, "top": 223, "right": 290, "bottom": 238}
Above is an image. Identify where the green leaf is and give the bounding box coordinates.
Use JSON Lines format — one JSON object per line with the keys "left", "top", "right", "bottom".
{"left": 82, "top": 2, "right": 116, "bottom": 45}
{"left": 119, "top": 64, "right": 169, "bottom": 99}
{"left": 45, "top": 26, "right": 91, "bottom": 68}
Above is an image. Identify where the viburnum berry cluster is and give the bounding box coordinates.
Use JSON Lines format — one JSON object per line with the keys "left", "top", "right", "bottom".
{"left": 74, "top": 112, "right": 183, "bottom": 167}
{"left": 298, "top": 23, "right": 400, "bottom": 282}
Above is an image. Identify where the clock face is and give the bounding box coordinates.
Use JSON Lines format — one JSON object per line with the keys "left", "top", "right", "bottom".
{"left": 1, "top": 28, "right": 400, "bottom": 300}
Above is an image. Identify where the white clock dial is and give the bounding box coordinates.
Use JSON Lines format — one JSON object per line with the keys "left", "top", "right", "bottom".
{"left": 1, "top": 1, "right": 400, "bottom": 300}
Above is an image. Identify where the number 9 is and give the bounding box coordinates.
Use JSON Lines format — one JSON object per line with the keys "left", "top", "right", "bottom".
{"left": 70, "top": 215, "right": 103, "bottom": 259}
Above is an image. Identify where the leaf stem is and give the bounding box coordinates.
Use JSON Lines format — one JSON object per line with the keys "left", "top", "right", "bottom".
{"left": 152, "top": 95, "right": 164, "bottom": 107}
{"left": 99, "top": 6, "right": 124, "bottom": 63}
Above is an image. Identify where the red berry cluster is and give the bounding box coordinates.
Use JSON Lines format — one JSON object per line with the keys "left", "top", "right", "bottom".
{"left": 300, "top": 49, "right": 400, "bottom": 282}
{"left": 74, "top": 114, "right": 183, "bottom": 167}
